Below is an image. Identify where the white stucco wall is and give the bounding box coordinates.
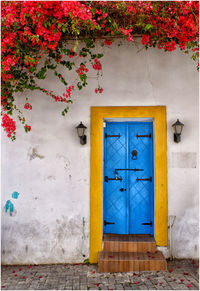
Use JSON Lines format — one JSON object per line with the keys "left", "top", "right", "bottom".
{"left": 1, "top": 40, "right": 199, "bottom": 264}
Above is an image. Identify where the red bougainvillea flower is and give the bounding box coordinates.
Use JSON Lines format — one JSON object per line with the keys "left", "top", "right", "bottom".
{"left": 24, "top": 125, "right": 31, "bottom": 132}
{"left": 1, "top": 1, "right": 199, "bottom": 140}
{"left": 104, "top": 39, "right": 112, "bottom": 46}
{"left": 95, "top": 87, "right": 103, "bottom": 94}
{"left": 169, "top": 269, "right": 173, "bottom": 272}
{"left": 2, "top": 114, "right": 16, "bottom": 139}
{"left": 187, "top": 284, "right": 192, "bottom": 288}
{"left": 22, "top": 276, "right": 26, "bottom": 279}
{"left": 24, "top": 103, "right": 32, "bottom": 110}
{"left": 92, "top": 59, "right": 102, "bottom": 70}
{"left": 142, "top": 35, "right": 150, "bottom": 46}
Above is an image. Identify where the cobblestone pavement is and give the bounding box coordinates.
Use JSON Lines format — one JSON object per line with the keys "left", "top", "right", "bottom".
{"left": 1, "top": 259, "right": 199, "bottom": 290}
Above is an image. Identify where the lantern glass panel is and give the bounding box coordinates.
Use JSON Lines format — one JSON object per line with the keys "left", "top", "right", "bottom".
{"left": 77, "top": 127, "right": 85, "bottom": 137}
{"left": 175, "top": 124, "right": 183, "bottom": 134}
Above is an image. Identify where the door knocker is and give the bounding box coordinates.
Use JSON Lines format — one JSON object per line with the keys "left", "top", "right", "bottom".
{"left": 131, "top": 150, "right": 138, "bottom": 160}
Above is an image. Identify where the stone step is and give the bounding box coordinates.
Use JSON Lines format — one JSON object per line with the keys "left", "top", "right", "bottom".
{"left": 98, "top": 251, "right": 167, "bottom": 272}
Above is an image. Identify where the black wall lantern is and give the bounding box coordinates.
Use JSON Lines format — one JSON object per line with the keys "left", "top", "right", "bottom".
{"left": 76, "top": 122, "right": 87, "bottom": 145}
{"left": 172, "top": 119, "right": 184, "bottom": 143}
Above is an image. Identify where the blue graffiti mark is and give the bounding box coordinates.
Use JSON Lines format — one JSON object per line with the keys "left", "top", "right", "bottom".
{"left": 4, "top": 200, "right": 14, "bottom": 216}
{"left": 12, "top": 191, "right": 19, "bottom": 199}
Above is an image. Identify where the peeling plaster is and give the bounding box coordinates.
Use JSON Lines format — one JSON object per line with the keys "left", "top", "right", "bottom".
{"left": 28, "top": 147, "right": 45, "bottom": 160}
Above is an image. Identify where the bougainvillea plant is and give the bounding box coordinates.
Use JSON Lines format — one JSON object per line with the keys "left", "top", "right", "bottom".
{"left": 1, "top": 1, "right": 199, "bottom": 140}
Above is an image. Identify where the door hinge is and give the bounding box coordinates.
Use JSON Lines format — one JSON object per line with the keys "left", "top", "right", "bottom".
{"left": 141, "top": 221, "right": 152, "bottom": 227}
{"left": 136, "top": 177, "right": 152, "bottom": 182}
{"left": 104, "top": 220, "right": 115, "bottom": 226}
{"left": 136, "top": 133, "right": 151, "bottom": 138}
{"left": 105, "top": 133, "right": 120, "bottom": 138}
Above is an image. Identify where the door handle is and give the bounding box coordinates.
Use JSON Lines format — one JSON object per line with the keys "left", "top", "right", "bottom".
{"left": 105, "top": 176, "right": 122, "bottom": 182}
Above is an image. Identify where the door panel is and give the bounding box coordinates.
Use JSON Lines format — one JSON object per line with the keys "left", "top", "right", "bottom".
{"left": 128, "top": 122, "right": 154, "bottom": 235}
{"left": 103, "top": 123, "right": 127, "bottom": 234}
{"left": 103, "top": 121, "right": 154, "bottom": 235}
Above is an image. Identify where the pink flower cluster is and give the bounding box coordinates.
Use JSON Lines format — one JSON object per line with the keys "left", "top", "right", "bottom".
{"left": 121, "top": 28, "right": 133, "bottom": 42}
{"left": 76, "top": 65, "right": 89, "bottom": 76}
{"left": 24, "top": 103, "right": 32, "bottom": 110}
{"left": 92, "top": 59, "right": 102, "bottom": 71}
{"left": 24, "top": 125, "right": 31, "bottom": 132}
{"left": 164, "top": 41, "right": 176, "bottom": 52}
{"left": 104, "top": 39, "right": 112, "bottom": 46}
{"left": 1, "top": 114, "right": 16, "bottom": 138}
{"left": 69, "top": 49, "right": 77, "bottom": 58}
{"left": 95, "top": 87, "right": 103, "bottom": 94}
{"left": 142, "top": 35, "right": 150, "bottom": 46}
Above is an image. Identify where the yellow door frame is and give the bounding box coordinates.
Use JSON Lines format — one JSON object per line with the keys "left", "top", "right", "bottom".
{"left": 90, "top": 106, "right": 168, "bottom": 263}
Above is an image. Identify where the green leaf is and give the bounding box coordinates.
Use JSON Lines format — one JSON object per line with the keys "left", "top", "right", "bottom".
{"left": 97, "top": 53, "right": 104, "bottom": 59}
{"left": 62, "top": 27, "right": 66, "bottom": 33}
{"left": 61, "top": 107, "right": 69, "bottom": 116}
{"left": 83, "top": 258, "right": 90, "bottom": 265}
{"left": 192, "top": 54, "right": 197, "bottom": 60}
{"left": 145, "top": 24, "right": 153, "bottom": 30}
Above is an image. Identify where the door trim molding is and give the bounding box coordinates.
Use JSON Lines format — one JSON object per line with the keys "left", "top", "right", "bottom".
{"left": 90, "top": 106, "right": 168, "bottom": 263}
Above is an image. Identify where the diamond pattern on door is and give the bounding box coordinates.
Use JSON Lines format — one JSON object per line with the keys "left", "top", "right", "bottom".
{"left": 104, "top": 121, "right": 154, "bottom": 235}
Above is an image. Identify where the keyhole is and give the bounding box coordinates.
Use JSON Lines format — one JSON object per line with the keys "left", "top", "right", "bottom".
{"left": 132, "top": 150, "right": 138, "bottom": 160}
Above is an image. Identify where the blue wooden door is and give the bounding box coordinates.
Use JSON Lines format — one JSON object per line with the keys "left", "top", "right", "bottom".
{"left": 103, "top": 122, "right": 154, "bottom": 235}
